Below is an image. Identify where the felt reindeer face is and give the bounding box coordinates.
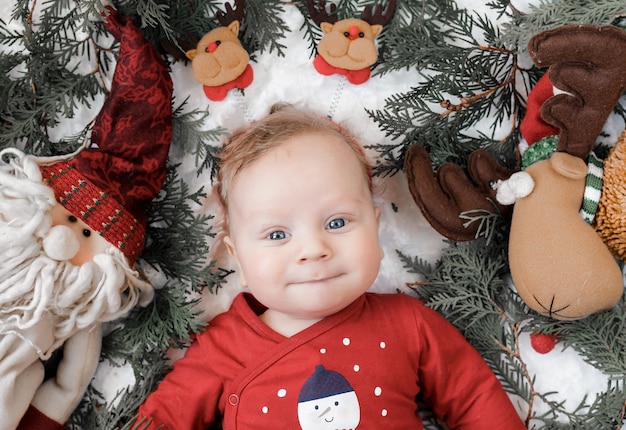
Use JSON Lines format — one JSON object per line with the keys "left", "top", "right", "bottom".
{"left": 171, "top": 0, "right": 253, "bottom": 101}
{"left": 186, "top": 20, "right": 250, "bottom": 87}
{"left": 307, "top": 0, "right": 395, "bottom": 84}
{"left": 317, "top": 18, "right": 382, "bottom": 70}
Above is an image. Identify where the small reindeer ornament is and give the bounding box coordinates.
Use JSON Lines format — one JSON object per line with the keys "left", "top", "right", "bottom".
{"left": 185, "top": 0, "right": 253, "bottom": 101}
{"left": 307, "top": 0, "right": 395, "bottom": 84}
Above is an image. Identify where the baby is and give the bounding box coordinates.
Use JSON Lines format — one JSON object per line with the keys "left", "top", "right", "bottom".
{"left": 135, "top": 104, "right": 526, "bottom": 429}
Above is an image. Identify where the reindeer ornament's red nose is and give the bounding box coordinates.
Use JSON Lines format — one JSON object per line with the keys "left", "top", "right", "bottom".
{"left": 206, "top": 41, "right": 219, "bottom": 53}
{"left": 348, "top": 25, "right": 360, "bottom": 40}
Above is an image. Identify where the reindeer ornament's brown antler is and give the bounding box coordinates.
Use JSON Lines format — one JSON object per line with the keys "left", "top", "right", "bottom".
{"left": 530, "top": 25, "right": 626, "bottom": 160}
{"left": 508, "top": 25, "right": 626, "bottom": 320}
{"left": 405, "top": 146, "right": 515, "bottom": 241}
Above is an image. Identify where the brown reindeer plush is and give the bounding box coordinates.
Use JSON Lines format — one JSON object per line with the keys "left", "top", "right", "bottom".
{"left": 306, "top": 0, "right": 395, "bottom": 84}
{"left": 508, "top": 25, "right": 626, "bottom": 320}
{"left": 406, "top": 24, "right": 626, "bottom": 320}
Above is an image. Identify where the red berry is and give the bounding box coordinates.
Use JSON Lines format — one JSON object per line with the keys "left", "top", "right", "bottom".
{"left": 530, "top": 332, "right": 557, "bottom": 354}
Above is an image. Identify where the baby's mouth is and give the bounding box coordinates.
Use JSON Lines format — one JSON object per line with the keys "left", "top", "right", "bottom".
{"left": 292, "top": 274, "right": 343, "bottom": 285}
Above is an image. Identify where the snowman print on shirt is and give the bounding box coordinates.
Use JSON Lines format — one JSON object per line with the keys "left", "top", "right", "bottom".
{"left": 297, "top": 365, "right": 361, "bottom": 430}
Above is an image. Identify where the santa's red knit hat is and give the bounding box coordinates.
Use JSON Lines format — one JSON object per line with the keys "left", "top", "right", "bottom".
{"left": 40, "top": 7, "right": 173, "bottom": 266}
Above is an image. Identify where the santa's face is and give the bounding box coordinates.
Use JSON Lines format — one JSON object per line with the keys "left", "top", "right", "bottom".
{"left": 47, "top": 203, "right": 110, "bottom": 265}
{"left": 0, "top": 152, "right": 151, "bottom": 356}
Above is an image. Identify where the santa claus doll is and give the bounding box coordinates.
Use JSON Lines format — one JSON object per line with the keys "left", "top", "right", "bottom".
{"left": 0, "top": 7, "right": 173, "bottom": 429}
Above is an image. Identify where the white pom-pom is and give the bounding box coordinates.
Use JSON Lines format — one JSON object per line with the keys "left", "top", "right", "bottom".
{"left": 42, "top": 225, "right": 80, "bottom": 261}
{"left": 495, "top": 172, "right": 535, "bottom": 205}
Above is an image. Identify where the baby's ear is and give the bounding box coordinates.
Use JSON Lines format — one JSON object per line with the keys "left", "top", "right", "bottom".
{"left": 223, "top": 235, "right": 236, "bottom": 257}
{"left": 374, "top": 207, "right": 384, "bottom": 260}
{"left": 223, "top": 236, "right": 248, "bottom": 287}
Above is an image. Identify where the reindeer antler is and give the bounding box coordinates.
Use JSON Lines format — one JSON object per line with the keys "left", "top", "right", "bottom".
{"left": 160, "top": 32, "right": 200, "bottom": 61}
{"left": 306, "top": 0, "right": 338, "bottom": 26}
{"left": 362, "top": 0, "right": 396, "bottom": 26}
{"left": 405, "top": 145, "right": 514, "bottom": 241}
{"left": 216, "top": 0, "right": 245, "bottom": 27}
{"left": 529, "top": 25, "right": 626, "bottom": 160}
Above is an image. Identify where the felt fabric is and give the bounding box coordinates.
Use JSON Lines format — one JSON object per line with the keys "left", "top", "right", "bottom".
{"left": 313, "top": 55, "right": 371, "bottom": 85}
{"left": 404, "top": 145, "right": 513, "bottom": 241}
{"left": 528, "top": 25, "right": 626, "bottom": 160}
{"left": 520, "top": 73, "right": 559, "bottom": 146}
{"left": 0, "top": 8, "right": 168, "bottom": 429}
{"left": 135, "top": 292, "right": 524, "bottom": 429}
{"left": 315, "top": 18, "right": 382, "bottom": 74}
{"left": 307, "top": 1, "right": 394, "bottom": 85}
{"left": 39, "top": 7, "right": 173, "bottom": 265}
{"left": 405, "top": 24, "right": 626, "bottom": 320}
{"left": 16, "top": 326, "right": 100, "bottom": 429}
{"left": 186, "top": 21, "right": 252, "bottom": 100}
{"left": 203, "top": 64, "right": 254, "bottom": 101}
{"left": 520, "top": 135, "right": 604, "bottom": 224}
{"left": 506, "top": 24, "right": 626, "bottom": 320}
{"left": 508, "top": 152, "right": 623, "bottom": 319}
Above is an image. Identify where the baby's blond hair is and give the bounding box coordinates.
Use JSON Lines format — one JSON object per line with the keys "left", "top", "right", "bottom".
{"left": 217, "top": 104, "right": 372, "bottom": 211}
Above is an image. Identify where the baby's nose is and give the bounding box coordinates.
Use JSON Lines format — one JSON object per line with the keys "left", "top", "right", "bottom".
{"left": 298, "top": 234, "right": 331, "bottom": 262}
{"left": 42, "top": 224, "right": 80, "bottom": 261}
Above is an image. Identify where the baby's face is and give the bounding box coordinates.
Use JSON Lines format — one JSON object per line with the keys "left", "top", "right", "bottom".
{"left": 224, "top": 133, "right": 383, "bottom": 328}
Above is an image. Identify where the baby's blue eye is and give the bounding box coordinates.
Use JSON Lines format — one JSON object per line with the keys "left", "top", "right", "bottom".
{"left": 268, "top": 230, "right": 287, "bottom": 240}
{"left": 327, "top": 218, "right": 346, "bottom": 230}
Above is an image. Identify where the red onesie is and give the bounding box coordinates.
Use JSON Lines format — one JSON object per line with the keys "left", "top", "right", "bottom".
{"left": 136, "top": 292, "right": 526, "bottom": 429}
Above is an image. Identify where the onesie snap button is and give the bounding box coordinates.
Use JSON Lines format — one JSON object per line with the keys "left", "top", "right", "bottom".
{"left": 228, "top": 394, "right": 239, "bottom": 406}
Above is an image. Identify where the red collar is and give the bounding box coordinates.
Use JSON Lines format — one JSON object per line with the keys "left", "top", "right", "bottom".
{"left": 313, "top": 55, "right": 371, "bottom": 85}
{"left": 203, "top": 64, "right": 254, "bottom": 101}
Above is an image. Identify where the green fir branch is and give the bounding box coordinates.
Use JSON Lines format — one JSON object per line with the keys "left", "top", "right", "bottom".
{"left": 408, "top": 239, "right": 509, "bottom": 327}
{"left": 142, "top": 164, "right": 229, "bottom": 293}
{"left": 367, "top": 5, "right": 523, "bottom": 176}
{"left": 0, "top": 0, "right": 117, "bottom": 154}
{"left": 376, "top": 0, "right": 474, "bottom": 75}
{"left": 68, "top": 352, "right": 169, "bottom": 430}
{"left": 102, "top": 282, "right": 204, "bottom": 364}
{"left": 459, "top": 204, "right": 503, "bottom": 243}
{"left": 294, "top": 0, "right": 325, "bottom": 59}
{"left": 403, "top": 232, "right": 626, "bottom": 425}
{"left": 493, "top": 351, "right": 532, "bottom": 399}
{"left": 172, "top": 99, "right": 228, "bottom": 177}
{"left": 0, "top": 71, "right": 103, "bottom": 154}
{"left": 242, "top": 0, "right": 289, "bottom": 56}
{"left": 498, "top": 0, "right": 626, "bottom": 52}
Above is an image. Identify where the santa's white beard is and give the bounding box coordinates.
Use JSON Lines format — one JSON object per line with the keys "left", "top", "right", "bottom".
{"left": 0, "top": 149, "right": 154, "bottom": 359}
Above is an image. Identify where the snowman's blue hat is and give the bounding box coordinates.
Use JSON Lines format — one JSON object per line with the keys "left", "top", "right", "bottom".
{"left": 298, "top": 365, "right": 354, "bottom": 403}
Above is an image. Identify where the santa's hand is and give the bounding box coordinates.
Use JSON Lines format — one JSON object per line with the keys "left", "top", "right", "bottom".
{"left": 30, "top": 323, "right": 102, "bottom": 424}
